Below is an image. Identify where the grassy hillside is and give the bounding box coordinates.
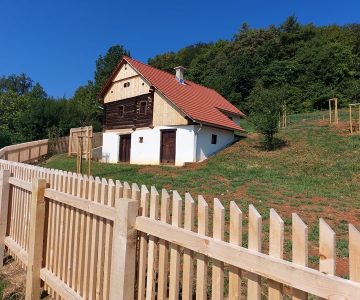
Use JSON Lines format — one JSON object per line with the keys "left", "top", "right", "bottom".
{"left": 41, "top": 111, "right": 360, "bottom": 276}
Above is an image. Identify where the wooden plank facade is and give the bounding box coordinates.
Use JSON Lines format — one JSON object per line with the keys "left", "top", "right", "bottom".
{"left": 104, "top": 92, "right": 154, "bottom": 130}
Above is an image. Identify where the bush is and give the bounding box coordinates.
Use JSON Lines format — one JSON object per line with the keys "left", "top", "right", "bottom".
{"left": 0, "top": 131, "right": 11, "bottom": 148}
{"left": 248, "top": 83, "right": 285, "bottom": 150}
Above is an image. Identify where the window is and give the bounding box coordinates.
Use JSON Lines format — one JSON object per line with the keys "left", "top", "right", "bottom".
{"left": 228, "top": 116, "right": 233, "bottom": 120}
{"left": 123, "top": 82, "right": 130, "bottom": 88}
{"left": 211, "top": 134, "right": 217, "bottom": 144}
{"left": 139, "top": 101, "right": 147, "bottom": 114}
{"left": 119, "top": 105, "right": 124, "bottom": 117}
{"left": 139, "top": 137, "right": 143, "bottom": 143}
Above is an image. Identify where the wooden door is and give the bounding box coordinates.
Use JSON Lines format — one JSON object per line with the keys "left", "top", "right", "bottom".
{"left": 160, "top": 130, "right": 176, "bottom": 164}
{"left": 119, "top": 134, "right": 131, "bottom": 162}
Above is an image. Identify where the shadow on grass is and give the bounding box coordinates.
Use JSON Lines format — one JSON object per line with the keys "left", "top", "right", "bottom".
{"left": 255, "top": 136, "right": 289, "bottom": 151}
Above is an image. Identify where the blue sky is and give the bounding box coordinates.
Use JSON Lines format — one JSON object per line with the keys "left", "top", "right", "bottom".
{"left": 1, "top": 0, "right": 359, "bottom": 98}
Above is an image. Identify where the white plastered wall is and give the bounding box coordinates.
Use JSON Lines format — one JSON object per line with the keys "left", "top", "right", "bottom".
{"left": 195, "top": 125, "right": 235, "bottom": 161}
{"left": 102, "top": 126, "right": 196, "bottom": 165}
{"left": 130, "top": 125, "right": 196, "bottom": 166}
{"left": 102, "top": 132, "right": 120, "bottom": 163}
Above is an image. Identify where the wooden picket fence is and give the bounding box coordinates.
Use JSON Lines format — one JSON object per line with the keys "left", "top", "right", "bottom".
{"left": 0, "top": 137, "right": 70, "bottom": 163}
{"left": 0, "top": 159, "right": 360, "bottom": 299}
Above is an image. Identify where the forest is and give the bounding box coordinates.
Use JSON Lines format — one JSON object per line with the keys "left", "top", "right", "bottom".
{"left": 1, "top": 16, "right": 360, "bottom": 147}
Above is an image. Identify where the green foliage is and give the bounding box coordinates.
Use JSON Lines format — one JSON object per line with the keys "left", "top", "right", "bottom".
{"left": 0, "top": 276, "right": 5, "bottom": 299}
{"left": 148, "top": 16, "right": 360, "bottom": 114}
{"left": 0, "top": 45, "right": 130, "bottom": 146}
{"left": 248, "top": 83, "right": 285, "bottom": 150}
{"left": 94, "top": 45, "right": 130, "bottom": 95}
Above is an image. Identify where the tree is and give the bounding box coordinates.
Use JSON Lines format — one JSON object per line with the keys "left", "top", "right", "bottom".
{"left": 71, "top": 82, "right": 102, "bottom": 131}
{"left": 0, "top": 73, "right": 33, "bottom": 95}
{"left": 94, "top": 45, "right": 130, "bottom": 95}
{"left": 248, "top": 83, "right": 284, "bottom": 150}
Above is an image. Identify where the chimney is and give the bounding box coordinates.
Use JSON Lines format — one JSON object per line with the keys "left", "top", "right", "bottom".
{"left": 174, "top": 66, "right": 186, "bottom": 84}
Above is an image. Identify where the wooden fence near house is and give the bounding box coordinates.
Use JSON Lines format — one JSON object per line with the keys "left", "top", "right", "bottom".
{"left": 0, "top": 139, "right": 50, "bottom": 162}
{"left": 0, "top": 159, "right": 360, "bottom": 299}
{"left": 0, "top": 132, "right": 102, "bottom": 164}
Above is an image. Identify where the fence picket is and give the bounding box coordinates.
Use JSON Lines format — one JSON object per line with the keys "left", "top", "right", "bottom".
{"left": 88, "top": 177, "right": 101, "bottom": 299}
{"left": 212, "top": 198, "right": 225, "bottom": 300}
{"left": 229, "top": 201, "right": 242, "bottom": 300}
{"left": 196, "top": 196, "right": 209, "bottom": 300}
{"left": 292, "top": 213, "right": 308, "bottom": 300}
{"left": 123, "top": 181, "right": 131, "bottom": 198}
{"left": 169, "top": 191, "right": 182, "bottom": 300}
{"left": 145, "top": 186, "right": 159, "bottom": 300}
{"left": 75, "top": 175, "right": 88, "bottom": 296}
{"left": 56, "top": 173, "right": 66, "bottom": 282}
{"left": 61, "top": 173, "right": 72, "bottom": 286}
{"left": 157, "top": 189, "right": 171, "bottom": 300}
{"left": 103, "top": 178, "right": 115, "bottom": 299}
{"left": 83, "top": 176, "right": 95, "bottom": 298}
{"left": 0, "top": 170, "right": 10, "bottom": 269}
{"left": 247, "top": 204, "right": 262, "bottom": 300}
{"left": 182, "top": 193, "right": 195, "bottom": 300}
{"left": 132, "top": 183, "right": 141, "bottom": 202}
{"left": 349, "top": 224, "right": 360, "bottom": 282}
{"left": 137, "top": 185, "right": 150, "bottom": 300}
{"left": 95, "top": 178, "right": 108, "bottom": 298}
{"left": 268, "top": 208, "right": 284, "bottom": 300}
{"left": 319, "top": 218, "right": 336, "bottom": 275}
{"left": 115, "top": 180, "right": 123, "bottom": 200}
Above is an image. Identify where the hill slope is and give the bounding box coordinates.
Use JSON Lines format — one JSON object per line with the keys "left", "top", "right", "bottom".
{"left": 42, "top": 112, "right": 360, "bottom": 275}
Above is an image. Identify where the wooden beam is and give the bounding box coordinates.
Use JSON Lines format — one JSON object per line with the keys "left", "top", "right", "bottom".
{"left": 109, "top": 198, "right": 138, "bottom": 300}
{"left": 25, "top": 178, "right": 47, "bottom": 300}
{"left": 0, "top": 169, "right": 10, "bottom": 269}
{"left": 135, "top": 216, "right": 360, "bottom": 299}
{"left": 40, "top": 268, "right": 82, "bottom": 300}
{"left": 4, "top": 236, "right": 28, "bottom": 266}
{"left": 44, "top": 188, "right": 116, "bottom": 221}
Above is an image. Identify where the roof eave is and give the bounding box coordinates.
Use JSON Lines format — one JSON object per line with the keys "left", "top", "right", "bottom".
{"left": 217, "top": 107, "right": 246, "bottom": 117}
{"left": 194, "top": 120, "right": 245, "bottom": 132}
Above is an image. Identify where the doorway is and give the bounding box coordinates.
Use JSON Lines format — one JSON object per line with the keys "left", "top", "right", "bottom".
{"left": 160, "top": 130, "right": 176, "bottom": 164}
{"left": 119, "top": 134, "right": 131, "bottom": 162}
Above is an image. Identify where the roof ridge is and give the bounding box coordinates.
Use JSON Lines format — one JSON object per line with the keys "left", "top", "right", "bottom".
{"left": 102, "top": 56, "right": 245, "bottom": 131}
{"left": 126, "top": 56, "right": 219, "bottom": 92}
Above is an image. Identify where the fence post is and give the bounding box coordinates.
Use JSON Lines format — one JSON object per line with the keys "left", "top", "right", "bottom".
{"left": 0, "top": 169, "right": 11, "bottom": 269}
{"left": 109, "top": 198, "right": 138, "bottom": 300}
{"left": 25, "top": 178, "right": 47, "bottom": 300}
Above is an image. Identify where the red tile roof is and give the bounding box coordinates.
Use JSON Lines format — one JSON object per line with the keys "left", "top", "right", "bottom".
{"left": 101, "top": 56, "right": 245, "bottom": 131}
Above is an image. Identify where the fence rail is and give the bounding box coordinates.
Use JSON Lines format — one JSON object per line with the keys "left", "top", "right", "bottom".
{"left": 0, "top": 159, "right": 359, "bottom": 299}
{"left": 0, "top": 133, "right": 102, "bottom": 164}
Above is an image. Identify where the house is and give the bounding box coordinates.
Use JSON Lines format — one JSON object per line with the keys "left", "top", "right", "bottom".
{"left": 100, "top": 56, "right": 245, "bottom": 166}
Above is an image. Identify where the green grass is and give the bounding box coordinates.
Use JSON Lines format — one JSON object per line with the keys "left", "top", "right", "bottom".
{"left": 0, "top": 276, "right": 6, "bottom": 299}
{"left": 41, "top": 109, "right": 360, "bottom": 275}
